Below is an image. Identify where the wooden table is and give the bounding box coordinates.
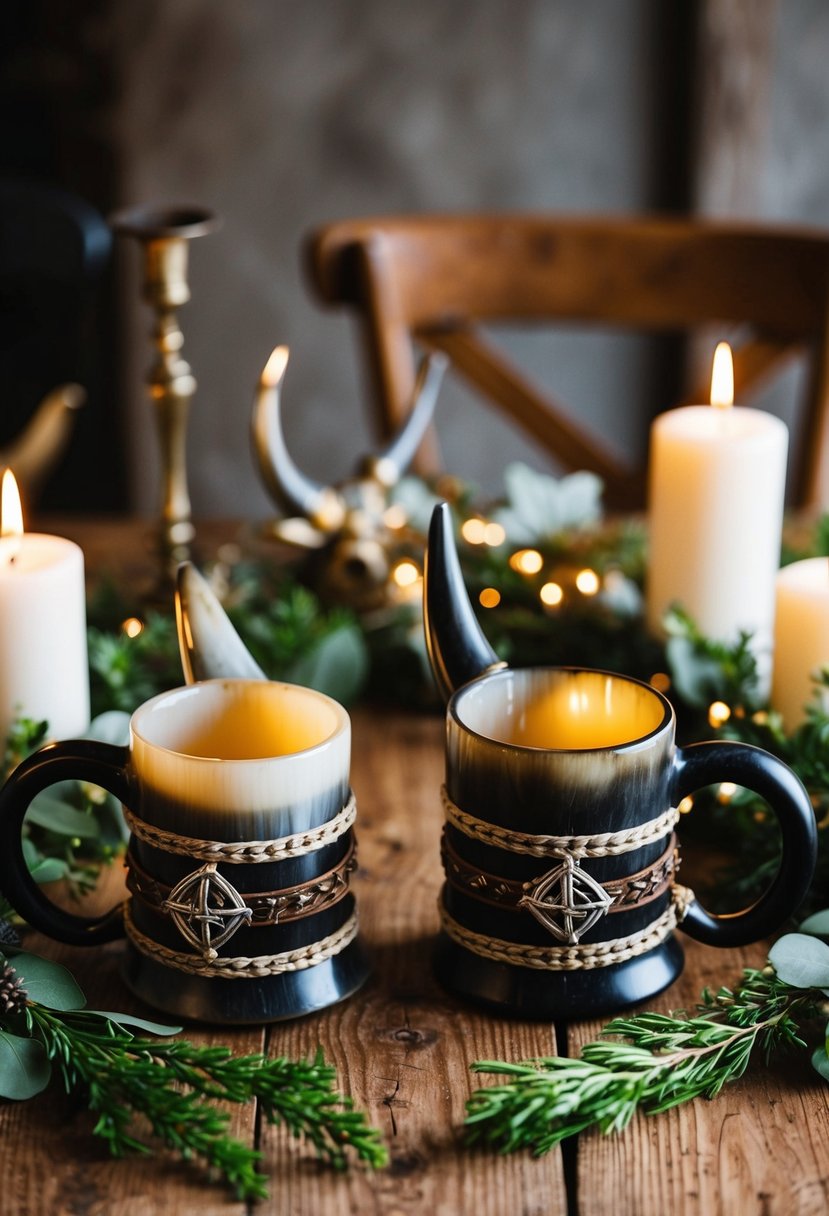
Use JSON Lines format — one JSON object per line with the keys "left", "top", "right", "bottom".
{"left": 2, "top": 519, "right": 829, "bottom": 1215}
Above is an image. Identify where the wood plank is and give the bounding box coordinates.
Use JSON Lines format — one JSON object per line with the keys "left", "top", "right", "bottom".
{"left": 258, "top": 707, "right": 568, "bottom": 1216}
{"left": 1, "top": 860, "right": 263, "bottom": 1216}
{"left": 571, "top": 936, "right": 829, "bottom": 1216}
{"left": 691, "top": 0, "right": 780, "bottom": 217}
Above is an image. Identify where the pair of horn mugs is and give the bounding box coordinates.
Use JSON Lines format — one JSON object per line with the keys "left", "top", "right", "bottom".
{"left": 0, "top": 504, "right": 817, "bottom": 1024}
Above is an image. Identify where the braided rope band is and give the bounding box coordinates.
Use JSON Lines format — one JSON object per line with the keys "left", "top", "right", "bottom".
{"left": 441, "top": 785, "right": 679, "bottom": 859}
{"left": 441, "top": 830, "right": 678, "bottom": 916}
{"left": 439, "top": 885, "right": 695, "bottom": 972}
{"left": 122, "top": 790, "right": 356, "bottom": 863}
{"left": 127, "top": 839, "right": 357, "bottom": 929}
{"left": 124, "top": 903, "right": 359, "bottom": 979}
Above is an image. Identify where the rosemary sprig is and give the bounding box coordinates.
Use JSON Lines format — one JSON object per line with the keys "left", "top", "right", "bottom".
{"left": 465, "top": 967, "right": 825, "bottom": 1155}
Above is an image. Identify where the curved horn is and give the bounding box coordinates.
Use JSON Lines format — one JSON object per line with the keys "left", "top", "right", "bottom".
{"left": 251, "top": 346, "right": 345, "bottom": 531}
{"left": 423, "top": 502, "right": 506, "bottom": 702}
{"left": 364, "top": 352, "right": 448, "bottom": 487}
{"left": 175, "top": 562, "right": 265, "bottom": 684}
{"left": 2, "top": 383, "right": 85, "bottom": 496}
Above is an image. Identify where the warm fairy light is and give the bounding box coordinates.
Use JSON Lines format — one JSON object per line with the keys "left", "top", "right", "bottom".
{"left": 261, "top": 345, "right": 289, "bottom": 387}
{"left": 575, "top": 568, "right": 600, "bottom": 596}
{"left": 649, "top": 672, "right": 672, "bottom": 693}
{"left": 539, "top": 581, "right": 564, "bottom": 606}
{"left": 461, "top": 518, "right": 487, "bottom": 545}
{"left": 479, "top": 587, "right": 501, "bottom": 609}
{"left": 510, "top": 548, "right": 543, "bottom": 575}
{"left": 383, "top": 503, "right": 408, "bottom": 530}
{"left": 708, "top": 700, "right": 732, "bottom": 728}
{"left": 678, "top": 795, "right": 694, "bottom": 815}
{"left": 1, "top": 469, "right": 24, "bottom": 562}
{"left": 710, "top": 342, "right": 734, "bottom": 410}
{"left": 718, "top": 781, "right": 738, "bottom": 804}
{"left": 392, "top": 559, "right": 420, "bottom": 588}
{"left": 752, "top": 710, "right": 770, "bottom": 726}
{"left": 483, "top": 522, "right": 506, "bottom": 547}
{"left": 121, "top": 617, "right": 145, "bottom": 639}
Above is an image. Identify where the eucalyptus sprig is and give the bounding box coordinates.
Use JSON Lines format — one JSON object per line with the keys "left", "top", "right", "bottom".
{"left": 465, "top": 924, "right": 829, "bottom": 1155}
{"left": 0, "top": 949, "right": 387, "bottom": 1199}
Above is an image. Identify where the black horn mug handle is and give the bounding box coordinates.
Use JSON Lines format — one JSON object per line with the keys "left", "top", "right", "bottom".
{"left": 671, "top": 741, "right": 817, "bottom": 947}
{"left": 0, "top": 739, "right": 132, "bottom": 945}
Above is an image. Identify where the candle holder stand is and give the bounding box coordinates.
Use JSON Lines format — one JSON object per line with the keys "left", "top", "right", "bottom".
{"left": 111, "top": 205, "right": 220, "bottom": 592}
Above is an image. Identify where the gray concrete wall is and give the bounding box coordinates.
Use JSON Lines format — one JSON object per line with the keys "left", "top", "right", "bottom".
{"left": 106, "top": 1, "right": 829, "bottom": 519}
{"left": 108, "top": 0, "right": 658, "bottom": 518}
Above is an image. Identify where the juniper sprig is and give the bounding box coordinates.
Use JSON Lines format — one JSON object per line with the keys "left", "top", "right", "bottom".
{"left": 21, "top": 1003, "right": 387, "bottom": 1199}
{"left": 465, "top": 966, "right": 826, "bottom": 1155}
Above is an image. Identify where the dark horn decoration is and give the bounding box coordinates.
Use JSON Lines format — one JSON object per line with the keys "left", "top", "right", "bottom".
{"left": 369, "top": 352, "right": 449, "bottom": 484}
{"left": 424, "top": 502, "right": 505, "bottom": 702}
{"left": 251, "top": 346, "right": 342, "bottom": 525}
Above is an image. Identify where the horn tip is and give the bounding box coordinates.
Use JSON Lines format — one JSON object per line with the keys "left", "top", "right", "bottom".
{"left": 424, "top": 502, "right": 501, "bottom": 702}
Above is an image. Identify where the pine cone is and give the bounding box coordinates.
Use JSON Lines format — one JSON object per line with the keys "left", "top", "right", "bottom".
{"left": 0, "top": 963, "right": 27, "bottom": 1014}
{"left": 0, "top": 917, "right": 21, "bottom": 949}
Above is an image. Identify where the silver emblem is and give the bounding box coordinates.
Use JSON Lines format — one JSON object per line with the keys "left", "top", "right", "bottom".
{"left": 163, "top": 863, "right": 252, "bottom": 959}
{"left": 519, "top": 855, "right": 611, "bottom": 944}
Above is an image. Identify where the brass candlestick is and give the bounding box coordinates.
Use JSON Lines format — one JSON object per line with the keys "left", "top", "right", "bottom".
{"left": 111, "top": 204, "right": 220, "bottom": 587}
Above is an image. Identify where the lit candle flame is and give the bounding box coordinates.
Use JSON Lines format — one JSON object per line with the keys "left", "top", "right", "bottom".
{"left": 710, "top": 342, "right": 734, "bottom": 410}
{"left": 261, "top": 345, "right": 290, "bottom": 388}
{"left": 1, "top": 470, "right": 24, "bottom": 561}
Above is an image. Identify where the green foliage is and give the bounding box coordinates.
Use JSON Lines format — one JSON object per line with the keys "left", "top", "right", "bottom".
{"left": 0, "top": 948, "right": 386, "bottom": 1198}
{"left": 466, "top": 953, "right": 827, "bottom": 1155}
{"left": 87, "top": 568, "right": 369, "bottom": 714}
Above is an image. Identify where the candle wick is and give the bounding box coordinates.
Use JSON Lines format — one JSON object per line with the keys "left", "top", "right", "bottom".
{"left": 8, "top": 554, "right": 15, "bottom": 567}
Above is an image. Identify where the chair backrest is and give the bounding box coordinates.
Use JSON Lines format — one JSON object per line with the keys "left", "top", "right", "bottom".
{"left": 305, "top": 214, "right": 829, "bottom": 508}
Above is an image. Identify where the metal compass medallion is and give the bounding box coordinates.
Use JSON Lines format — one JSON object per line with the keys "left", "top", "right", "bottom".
{"left": 163, "top": 863, "right": 252, "bottom": 959}
{"left": 519, "top": 854, "right": 612, "bottom": 944}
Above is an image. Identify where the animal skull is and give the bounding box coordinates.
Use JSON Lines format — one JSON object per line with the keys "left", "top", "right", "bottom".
{"left": 251, "top": 347, "right": 447, "bottom": 612}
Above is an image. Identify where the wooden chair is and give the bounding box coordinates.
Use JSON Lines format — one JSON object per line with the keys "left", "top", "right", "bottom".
{"left": 304, "top": 214, "right": 829, "bottom": 508}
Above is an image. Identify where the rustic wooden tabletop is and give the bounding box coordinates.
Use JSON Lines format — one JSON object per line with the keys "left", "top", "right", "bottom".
{"left": 2, "top": 518, "right": 828, "bottom": 1216}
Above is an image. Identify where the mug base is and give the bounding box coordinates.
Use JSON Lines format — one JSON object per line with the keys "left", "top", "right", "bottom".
{"left": 433, "top": 931, "right": 684, "bottom": 1020}
{"left": 121, "top": 936, "right": 371, "bottom": 1025}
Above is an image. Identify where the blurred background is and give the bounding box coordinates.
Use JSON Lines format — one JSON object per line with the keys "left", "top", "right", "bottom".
{"left": 2, "top": 0, "right": 828, "bottom": 518}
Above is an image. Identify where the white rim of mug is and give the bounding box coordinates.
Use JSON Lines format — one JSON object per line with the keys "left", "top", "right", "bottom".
{"left": 448, "top": 665, "right": 674, "bottom": 756}
{"left": 129, "top": 678, "right": 350, "bottom": 765}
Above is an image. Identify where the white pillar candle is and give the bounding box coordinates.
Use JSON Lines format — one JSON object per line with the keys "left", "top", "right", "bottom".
{"left": 771, "top": 557, "right": 829, "bottom": 729}
{"left": 0, "top": 472, "right": 89, "bottom": 742}
{"left": 646, "top": 344, "right": 788, "bottom": 694}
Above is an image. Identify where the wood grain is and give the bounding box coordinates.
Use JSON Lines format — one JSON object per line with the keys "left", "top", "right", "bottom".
{"left": 3, "top": 866, "right": 263, "bottom": 1216}
{"left": 0, "top": 515, "right": 826, "bottom": 1216}
{"left": 259, "top": 707, "right": 567, "bottom": 1216}
{"left": 571, "top": 938, "right": 829, "bottom": 1216}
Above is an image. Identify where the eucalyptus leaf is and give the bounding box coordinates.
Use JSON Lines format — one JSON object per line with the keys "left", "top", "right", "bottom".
{"left": 768, "top": 933, "right": 829, "bottom": 989}
{"left": 811, "top": 1044, "right": 829, "bottom": 1083}
{"left": 84, "top": 711, "right": 131, "bottom": 746}
{"left": 287, "top": 624, "right": 369, "bottom": 705}
{"left": 492, "top": 464, "right": 603, "bottom": 544}
{"left": 87, "top": 1011, "right": 182, "bottom": 1036}
{"left": 799, "top": 909, "right": 829, "bottom": 938}
{"left": 26, "top": 856, "right": 69, "bottom": 884}
{"left": 0, "top": 1031, "right": 51, "bottom": 1099}
{"left": 665, "top": 635, "right": 726, "bottom": 708}
{"left": 9, "top": 952, "right": 86, "bottom": 1010}
{"left": 389, "top": 476, "right": 442, "bottom": 533}
{"left": 25, "top": 793, "right": 99, "bottom": 840}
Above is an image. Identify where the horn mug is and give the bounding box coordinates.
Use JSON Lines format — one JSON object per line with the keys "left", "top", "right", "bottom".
{"left": 0, "top": 678, "right": 370, "bottom": 1023}
{"left": 424, "top": 504, "right": 818, "bottom": 1018}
